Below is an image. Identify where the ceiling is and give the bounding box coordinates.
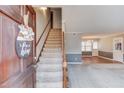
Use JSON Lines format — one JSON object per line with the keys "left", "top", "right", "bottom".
{"left": 33, "top": 5, "right": 124, "bottom": 38}
{"left": 62, "top": 6, "right": 124, "bottom": 37}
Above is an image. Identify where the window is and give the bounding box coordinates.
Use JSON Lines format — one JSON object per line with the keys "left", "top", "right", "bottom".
{"left": 81, "top": 42, "right": 85, "bottom": 51}
{"left": 85, "top": 40, "right": 92, "bottom": 51}
{"left": 93, "top": 41, "right": 98, "bottom": 49}
{"left": 82, "top": 40, "right": 98, "bottom": 51}
{"left": 82, "top": 40, "right": 92, "bottom": 51}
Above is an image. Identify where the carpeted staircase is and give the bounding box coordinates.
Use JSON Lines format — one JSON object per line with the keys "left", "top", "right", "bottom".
{"left": 36, "top": 29, "right": 63, "bottom": 88}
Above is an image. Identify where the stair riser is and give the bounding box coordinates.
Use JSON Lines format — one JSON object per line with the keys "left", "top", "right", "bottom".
{"left": 36, "top": 77, "right": 62, "bottom": 82}
{"left": 45, "top": 43, "right": 61, "bottom": 45}
{"left": 44, "top": 46, "right": 61, "bottom": 48}
{"left": 47, "top": 39, "right": 61, "bottom": 42}
{"left": 37, "top": 67, "right": 62, "bottom": 72}
{"left": 45, "top": 44, "right": 61, "bottom": 46}
{"left": 48, "top": 34, "right": 61, "bottom": 36}
{"left": 46, "top": 41, "right": 61, "bottom": 43}
{"left": 48, "top": 34, "right": 61, "bottom": 37}
{"left": 36, "top": 82, "right": 63, "bottom": 88}
{"left": 42, "top": 54, "right": 62, "bottom": 57}
{"left": 38, "top": 62, "right": 62, "bottom": 69}
{"left": 36, "top": 72, "right": 63, "bottom": 79}
{"left": 47, "top": 39, "right": 61, "bottom": 40}
{"left": 46, "top": 40, "right": 61, "bottom": 42}
{"left": 38, "top": 62, "right": 62, "bottom": 64}
{"left": 48, "top": 36, "right": 61, "bottom": 38}
{"left": 45, "top": 43, "right": 61, "bottom": 46}
{"left": 43, "top": 51, "right": 61, "bottom": 54}
{"left": 49, "top": 33, "right": 61, "bottom": 34}
{"left": 43, "top": 49, "right": 61, "bottom": 52}
{"left": 38, "top": 61, "right": 62, "bottom": 64}
{"left": 42, "top": 52, "right": 62, "bottom": 55}
{"left": 39, "top": 58, "right": 62, "bottom": 63}
{"left": 42, "top": 55, "right": 62, "bottom": 58}
{"left": 37, "top": 64, "right": 62, "bottom": 69}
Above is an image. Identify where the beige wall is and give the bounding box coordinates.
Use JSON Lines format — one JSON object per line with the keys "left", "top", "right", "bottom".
{"left": 99, "top": 37, "right": 113, "bottom": 52}
{"left": 34, "top": 8, "right": 51, "bottom": 59}
{"left": 98, "top": 34, "right": 124, "bottom": 52}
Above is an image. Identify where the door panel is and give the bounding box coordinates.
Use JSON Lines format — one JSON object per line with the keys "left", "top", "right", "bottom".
{"left": 113, "top": 37, "right": 123, "bottom": 62}
{"left": 0, "top": 5, "right": 23, "bottom": 22}
{"left": 0, "top": 5, "right": 36, "bottom": 88}
{"left": 0, "top": 15, "right": 21, "bottom": 83}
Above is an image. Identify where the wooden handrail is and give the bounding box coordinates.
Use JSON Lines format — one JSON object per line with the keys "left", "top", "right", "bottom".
{"left": 62, "top": 31, "right": 68, "bottom": 88}
{"left": 36, "top": 18, "right": 51, "bottom": 62}
{"left": 36, "top": 18, "right": 51, "bottom": 46}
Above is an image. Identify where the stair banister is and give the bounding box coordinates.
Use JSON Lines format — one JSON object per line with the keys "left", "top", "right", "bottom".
{"left": 36, "top": 17, "right": 51, "bottom": 62}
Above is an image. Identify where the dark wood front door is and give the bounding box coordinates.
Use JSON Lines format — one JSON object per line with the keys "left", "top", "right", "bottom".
{"left": 50, "top": 11, "right": 53, "bottom": 29}
{"left": 0, "top": 5, "right": 36, "bottom": 88}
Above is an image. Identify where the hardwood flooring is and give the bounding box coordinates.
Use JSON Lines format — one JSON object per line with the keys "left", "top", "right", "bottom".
{"left": 82, "top": 56, "right": 122, "bottom": 64}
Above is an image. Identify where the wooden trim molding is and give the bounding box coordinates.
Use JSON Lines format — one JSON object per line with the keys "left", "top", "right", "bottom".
{"left": 62, "top": 31, "right": 68, "bottom": 88}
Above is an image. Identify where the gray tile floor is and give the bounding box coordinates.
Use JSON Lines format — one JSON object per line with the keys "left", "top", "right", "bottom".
{"left": 68, "top": 64, "right": 124, "bottom": 88}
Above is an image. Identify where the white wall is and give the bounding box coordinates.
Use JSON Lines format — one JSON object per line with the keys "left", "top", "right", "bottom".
{"left": 51, "top": 8, "right": 62, "bottom": 29}
{"left": 35, "top": 8, "right": 50, "bottom": 42}
{"left": 65, "top": 32, "right": 82, "bottom": 54}
{"left": 34, "top": 8, "right": 51, "bottom": 59}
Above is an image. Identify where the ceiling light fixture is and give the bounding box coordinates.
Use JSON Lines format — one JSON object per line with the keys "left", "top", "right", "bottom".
{"left": 40, "top": 7, "right": 47, "bottom": 10}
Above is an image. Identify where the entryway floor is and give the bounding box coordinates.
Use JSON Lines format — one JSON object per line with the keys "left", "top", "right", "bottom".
{"left": 68, "top": 57, "right": 124, "bottom": 88}
{"left": 68, "top": 64, "right": 124, "bottom": 88}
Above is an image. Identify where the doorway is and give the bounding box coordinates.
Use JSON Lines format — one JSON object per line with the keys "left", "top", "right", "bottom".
{"left": 50, "top": 11, "right": 53, "bottom": 29}
{"left": 113, "top": 37, "right": 124, "bottom": 62}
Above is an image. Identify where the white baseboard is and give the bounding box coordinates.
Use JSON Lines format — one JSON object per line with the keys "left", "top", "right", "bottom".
{"left": 68, "top": 62, "right": 82, "bottom": 64}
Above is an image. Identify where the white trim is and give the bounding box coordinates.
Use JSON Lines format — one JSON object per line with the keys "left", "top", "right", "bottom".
{"left": 68, "top": 62, "right": 82, "bottom": 64}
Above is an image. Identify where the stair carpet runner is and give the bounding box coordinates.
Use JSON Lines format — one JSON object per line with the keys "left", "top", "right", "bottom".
{"left": 36, "top": 29, "right": 63, "bottom": 88}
